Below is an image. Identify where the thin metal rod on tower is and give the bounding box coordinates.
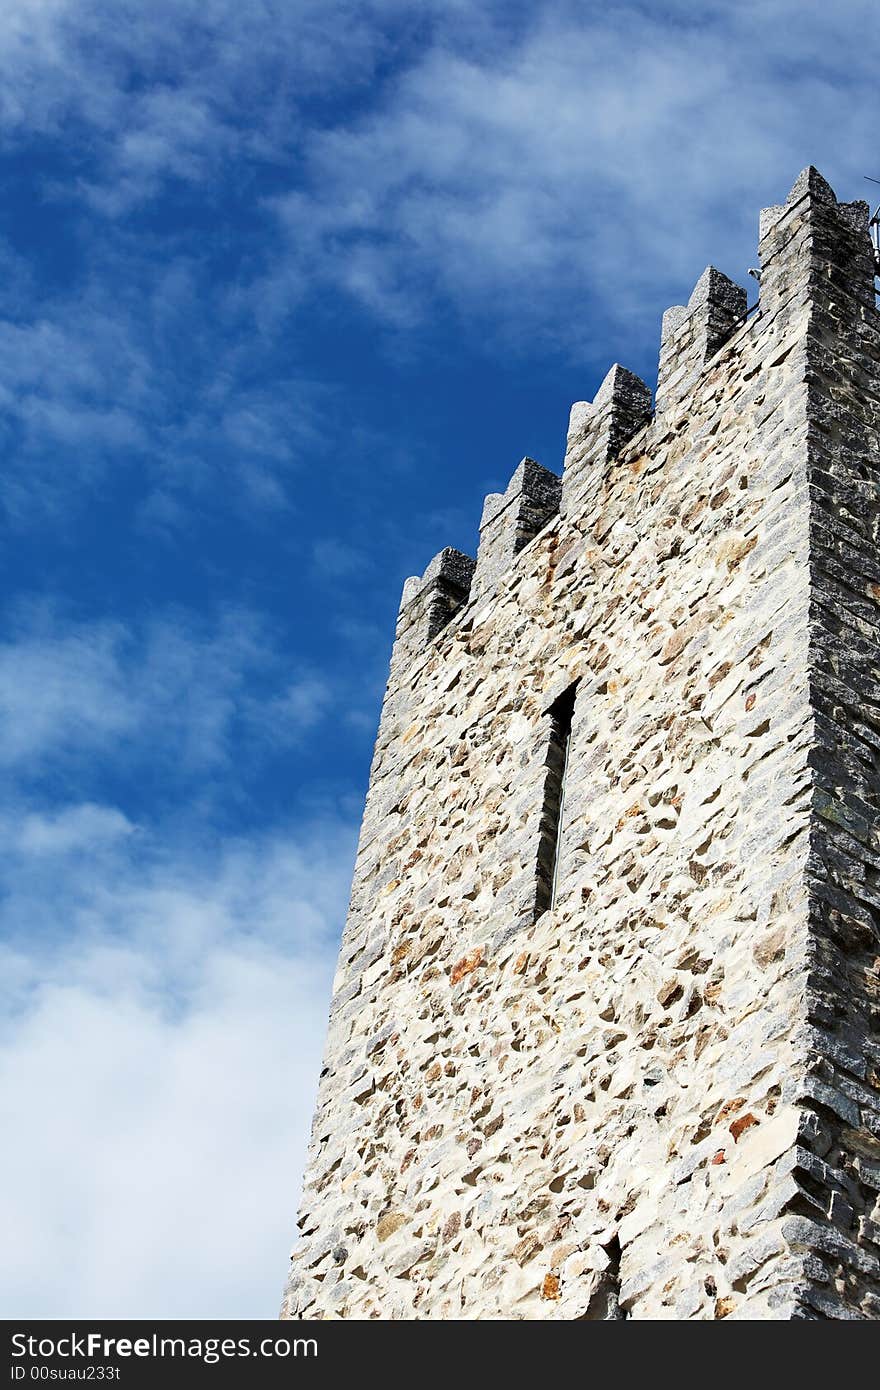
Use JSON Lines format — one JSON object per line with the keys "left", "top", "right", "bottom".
{"left": 865, "top": 178, "right": 880, "bottom": 272}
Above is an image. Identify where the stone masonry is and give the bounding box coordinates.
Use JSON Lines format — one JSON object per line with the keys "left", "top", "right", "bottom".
{"left": 282, "top": 169, "right": 880, "bottom": 1319}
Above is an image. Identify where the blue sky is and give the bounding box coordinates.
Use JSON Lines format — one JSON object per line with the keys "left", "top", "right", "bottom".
{"left": 0, "top": 0, "right": 878, "bottom": 1318}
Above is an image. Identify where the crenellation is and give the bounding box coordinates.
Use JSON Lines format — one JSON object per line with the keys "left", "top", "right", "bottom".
{"left": 282, "top": 167, "right": 880, "bottom": 1321}
{"left": 472, "top": 457, "right": 561, "bottom": 604}
{"left": 560, "top": 363, "right": 652, "bottom": 518}
{"left": 391, "top": 546, "right": 475, "bottom": 676}
{"left": 758, "top": 167, "right": 876, "bottom": 324}
{"left": 655, "top": 265, "right": 747, "bottom": 421}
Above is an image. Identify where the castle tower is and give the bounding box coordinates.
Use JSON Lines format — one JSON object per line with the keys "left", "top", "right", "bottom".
{"left": 282, "top": 170, "right": 880, "bottom": 1320}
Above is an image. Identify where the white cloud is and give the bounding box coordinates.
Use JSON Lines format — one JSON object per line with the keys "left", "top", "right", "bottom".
{"left": 0, "top": 614, "right": 134, "bottom": 766}
{"left": 0, "top": 0, "right": 455, "bottom": 207}
{"left": 1, "top": 0, "right": 877, "bottom": 1325}
{"left": 3, "top": 0, "right": 873, "bottom": 527}
{"left": 261, "top": 677, "right": 332, "bottom": 741}
{"left": 0, "top": 604, "right": 335, "bottom": 775}
{"left": 15, "top": 802, "right": 135, "bottom": 855}
{"left": 0, "top": 0, "right": 875, "bottom": 524}
{"left": 268, "top": 1, "right": 880, "bottom": 356}
{"left": 0, "top": 816, "right": 354, "bottom": 1317}
{"left": 0, "top": 581, "right": 360, "bottom": 1322}
{"left": 0, "top": 274, "right": 324, "bottom": 520}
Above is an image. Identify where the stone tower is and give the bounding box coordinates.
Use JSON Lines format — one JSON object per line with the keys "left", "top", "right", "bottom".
{"left": 282, "top": 169, "right": 880, "bottom": 1320}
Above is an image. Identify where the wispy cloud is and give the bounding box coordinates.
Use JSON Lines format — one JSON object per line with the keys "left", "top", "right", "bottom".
{"left": 4, "top": 1, "right": 875, "bottom": 525}
{"left": 268, "top": 1, "right": 880, "bottom": 356}
{"left": 14, "top": 802, "right": 135, "bottom": 855}
{"left": 0, "top": 577, "right": 356, "bottom": 1317}
{"left": 0, "top": 814, "right": 354, "bottom": 1317}
{"left": 0, "top": 602, "right": 339, "bottom": 777}
{"left": 0, "top": 270, "right": 327, "bottom": 523}
{"left": 0, "top": 0, "right": 876, "bottom": 1323}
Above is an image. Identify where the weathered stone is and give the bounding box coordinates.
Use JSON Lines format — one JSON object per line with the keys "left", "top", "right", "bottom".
{"left": 473, "top": 459, "right": 561, "bottom": 604}
{"left": 281, "top": 167, "right": 880, "bottom": 1322}
{"left": 376, "top": 1212, "right": 408, "bottom": 1243}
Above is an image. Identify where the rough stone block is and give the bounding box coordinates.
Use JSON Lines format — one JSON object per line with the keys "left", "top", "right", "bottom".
{"left": 472, "top": 458, "right": 561, "bottom": 604}
{"left": 282, "top": 166, "right": 880, "bottom": 1322}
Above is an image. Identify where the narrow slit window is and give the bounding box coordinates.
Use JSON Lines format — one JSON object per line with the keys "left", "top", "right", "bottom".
{"left": 534, "top": 683, "right": 578, "bottom": 919}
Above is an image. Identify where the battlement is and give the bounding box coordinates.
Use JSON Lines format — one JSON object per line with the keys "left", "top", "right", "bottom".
{"left": 388, "top": 167, "right": 877, "bottom": 678}
{"left": 284, "top": 167, "right": 880, "bottom": 1322}
{"left": 654, "top": 266, "right": 746, "bottom": 422}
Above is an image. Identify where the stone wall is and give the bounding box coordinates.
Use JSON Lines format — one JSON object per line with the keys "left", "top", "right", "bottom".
{"left": 281, "top": 169, "right": 880, "bottom": 1320}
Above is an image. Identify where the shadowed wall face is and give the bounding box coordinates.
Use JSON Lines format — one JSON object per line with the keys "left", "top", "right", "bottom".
{"left": 283, "top": 170, "right": 880, "bottom": 1321}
